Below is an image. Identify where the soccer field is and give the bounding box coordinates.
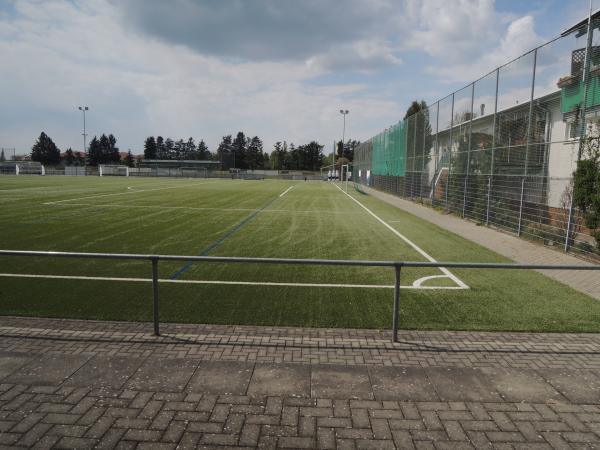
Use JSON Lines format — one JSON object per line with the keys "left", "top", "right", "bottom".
{"left": 1, "top": 176, "right": 599, "bottom": 332}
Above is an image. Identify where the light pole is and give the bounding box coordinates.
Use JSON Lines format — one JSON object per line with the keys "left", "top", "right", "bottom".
{"left": 78, "top": 106, "right": 88, "bottom": 165}
{"left": 338, "top": 109, "right": 349, "bottom": 181}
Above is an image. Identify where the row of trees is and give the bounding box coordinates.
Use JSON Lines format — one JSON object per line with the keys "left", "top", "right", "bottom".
{"left": 27, "top": 130, "right": 357, "bottom": 172}
{"left": 143, "top": 131, "right": 344, "bottom": 172}
{"left": 271, "top": 141, "right": 323, "bottom": 171}
{"left": 143, "top": 136, "right": 210, "bottom": 161}
{"left": 30, "top": 132, "right": 133, "bottom": 166}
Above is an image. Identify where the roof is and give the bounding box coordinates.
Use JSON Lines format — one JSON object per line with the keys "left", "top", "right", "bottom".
{"left": 561, "top": 8, "right": 600, "bottom": 37}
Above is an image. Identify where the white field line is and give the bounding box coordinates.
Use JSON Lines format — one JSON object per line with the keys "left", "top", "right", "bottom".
{"left": 0, "top": 273, "right": 466, "bottom": 289}
{"left": 38, "top": 202, "right": 364, "bottom": 215}
{"left": 279, "top": 185, "right": 294, "bottom": 197}
{"left": 334, "top": 184, "right": 469, "bottom": 289}
{"left": 43, "top": 181, "right": 213, "bottom": 205}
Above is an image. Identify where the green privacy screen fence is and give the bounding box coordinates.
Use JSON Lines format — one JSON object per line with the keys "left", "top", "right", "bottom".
{"left": 371, "top": 122, "right": 407, "bottom": 177}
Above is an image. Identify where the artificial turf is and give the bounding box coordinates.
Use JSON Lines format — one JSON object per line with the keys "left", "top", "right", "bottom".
{"left": 0, "top": 175, "right": 598, "bottom": 332}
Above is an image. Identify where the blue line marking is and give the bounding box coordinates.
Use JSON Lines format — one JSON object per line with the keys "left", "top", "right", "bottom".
{"left": 169, "top": 194, "right": 282, "bottom": 280}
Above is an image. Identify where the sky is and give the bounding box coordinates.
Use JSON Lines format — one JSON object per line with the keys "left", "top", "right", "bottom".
{"left": 0, "top": 0, "right": 594, "bottom": 155}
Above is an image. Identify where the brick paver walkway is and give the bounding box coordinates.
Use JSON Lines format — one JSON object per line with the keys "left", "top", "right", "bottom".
{"left": 361, "top": 186, "right": 600, "bottom": 300}
{"left": 1, "top": 317, "right": 600, "bottom": 449}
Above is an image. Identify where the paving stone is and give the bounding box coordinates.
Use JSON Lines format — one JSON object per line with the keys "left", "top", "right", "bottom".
{"left": 538, "top": 368, "right": 600, "bottom": 404}
{"left": 4, "top": 354, "right": 89, "bottom": 386}
{"left": 479, "top": 367, "right": 564, "bottom": 403}
{"left": 64, "top": 355, "right": 145, "bottom": 389}
{"left": 311, "top": 365, "right": 373, "bottom": 400}
{"left": 425, "top": 367, "right": 503, "bottom": 402}
{"left": 247, "top": 363, "right": 310, "bottom": 397}
{"left": 0, "top": 354, "right": 31, "bottom": 380}
{"left": 125, "top": 357, "right": 198, "bottom": 392}
{"left": 1, "top": 318, "right": 600, "bottom": 449}
{"left": 186, "top": 360, "right": 253, "bottom": 395}
{"left": 369, "top": 366, "right": 439, "bottom": 401}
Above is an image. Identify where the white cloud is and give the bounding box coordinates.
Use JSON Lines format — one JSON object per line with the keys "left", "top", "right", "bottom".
{"left": 404, "top": 0, "right": 544, "bottom": 83}
{"left": 0, "top": 0, "right": 400, "bottom": 153}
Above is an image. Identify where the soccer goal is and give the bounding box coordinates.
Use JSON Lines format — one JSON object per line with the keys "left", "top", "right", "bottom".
{"left": 16, "top": 162, "right": 45, "bottom": 175}
{"left": 99, "top": 165, "right": 129, "bottom": 176}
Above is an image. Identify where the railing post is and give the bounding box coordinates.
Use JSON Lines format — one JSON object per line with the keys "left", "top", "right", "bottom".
{"left": 151, "top": 257, "right": 160, "bottom": 336}
{"left": 486, "top": 176, "right": 491, "bottom": 226}
{"left": 392, "top": 264, "right": 402, "bottom": 343}
{"left": 517, "top": 177, "right": 525, "bottom": 236}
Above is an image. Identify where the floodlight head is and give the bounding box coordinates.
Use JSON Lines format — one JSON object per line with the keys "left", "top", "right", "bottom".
{"left": 78, "top": 106, "right": 82, "bottom": 110}
{"left": 85, "top": 106, "right": 88, "bottom": 110}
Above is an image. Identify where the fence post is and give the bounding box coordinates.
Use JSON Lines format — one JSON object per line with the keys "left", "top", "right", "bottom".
{"left": 462, "top": 176, "right": 468, "bottom": 218}
{"left": 445, "top": 173, "right": 450, "bottom": 210}
{"left": 564, "top": 194, "right": 574, "bottom": 252}
{"left": 392, "top": 264, "right": 402, "bottom": 343}
{"left": 151, "top": 258, "right": 160, "bottom": 336}
{"left": 517, "top": 177, "right": 525, "bottom": 236}
{"left": 486, "top": 176, "right": 491, "bottom": 226}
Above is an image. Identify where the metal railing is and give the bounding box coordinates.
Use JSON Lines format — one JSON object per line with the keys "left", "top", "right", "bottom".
{"left": 1, "top": 249, "right": 599, "bottom": 342}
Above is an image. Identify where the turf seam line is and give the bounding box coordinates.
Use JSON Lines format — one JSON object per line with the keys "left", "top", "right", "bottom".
{"left": 169, "top": 187, "right": 288, "bottom": 280}
{"left": 333, "top": 183, "right": 469, "bottom": 289}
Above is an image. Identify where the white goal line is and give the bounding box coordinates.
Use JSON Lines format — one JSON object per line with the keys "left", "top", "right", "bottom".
{"left": 0, "top": 273, "right": 469, "bottom": 290}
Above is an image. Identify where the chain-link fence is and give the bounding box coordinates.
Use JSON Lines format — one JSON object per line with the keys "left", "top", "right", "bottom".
{"left": 353, "top": 8, "right": 600, "bottom": 260}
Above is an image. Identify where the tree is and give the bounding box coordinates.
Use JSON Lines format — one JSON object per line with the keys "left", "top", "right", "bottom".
{"left": 232, "top": 132, "right": 247, "bottom": 169}
{"left": 124, "top": 151, "right": 135, "bottom": 168}
{"left": 156, "top": 136, "right": 165, "bottom": 159}
{"left": 108, "top": 134, "right": 120, "bottom": 163}
{"left": 246, "top": 136, "right": 263, "bottom": 169}
{"left": 300, "top": 141, "right": 324, "bottom": 171}
{"left": 270, "top": 141, "right": 286, "bottom": 170}
{"left": 31, "top": 132, "right": 60, "bottom": 165}
{"left": 144, "top": 136, "right": 157, "bottom": 160}
{"left": 573, "top": 133, "right": 600, "bottom": 248}
{"left": 164, "top": 138, "right": 175, "bottom": 160}
{"left": 197, "top": 140, "right": 210, "bottom": 160}
{"left": 217, "top": 135, "right": 233, "bottom": 169}
{"left": 75, "top": 152, "right": 85, "bottom": 166}
{"left": 185, "top": 137, "right": 197, "bottom": 159}
{"left": 0, "top": 149, "right": 5, "bottom": 162}
{"left": 64, "top": 148, "right": 75, "bottom": 166}
{"left": 87, "top": 136, "right": 101, "bottom": 166}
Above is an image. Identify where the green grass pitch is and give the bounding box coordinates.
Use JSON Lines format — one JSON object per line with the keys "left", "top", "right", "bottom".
{"left": 0, "top": 175, "right": 599, "bottom": 332}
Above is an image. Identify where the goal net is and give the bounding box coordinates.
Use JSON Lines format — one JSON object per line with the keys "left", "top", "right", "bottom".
{"left": 99, "top": 165, "right": 129, "bottom": 176}
{"left": 17, "top": 162, "right": 45, "bottom": 175}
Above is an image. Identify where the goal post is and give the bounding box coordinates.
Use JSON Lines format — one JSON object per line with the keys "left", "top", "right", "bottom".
{"left": 13, "top": 162, "right": 44, "bottom": 175}
{"left": 99, "top": 165, "right": 129, "bottom": 177}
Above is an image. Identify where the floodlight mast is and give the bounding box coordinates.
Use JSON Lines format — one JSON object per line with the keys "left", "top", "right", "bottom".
{"left": 78, "top": 106, "right": 89, "bottom": 167}
{"left": 338, "top": 109, "right": 349, "bottom": 182}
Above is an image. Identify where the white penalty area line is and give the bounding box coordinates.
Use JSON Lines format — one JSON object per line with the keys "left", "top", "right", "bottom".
{"left": 43, "top": 181, "right": 214, "bottom": 205}
{"left": 0, "top": 273, "right": 467, "bottom": 290}
{"left": 334, "top": 184, "right": 469, "bottom": 289}
{"left": 279, "top": 185, "right": 294, "bottom": 197}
